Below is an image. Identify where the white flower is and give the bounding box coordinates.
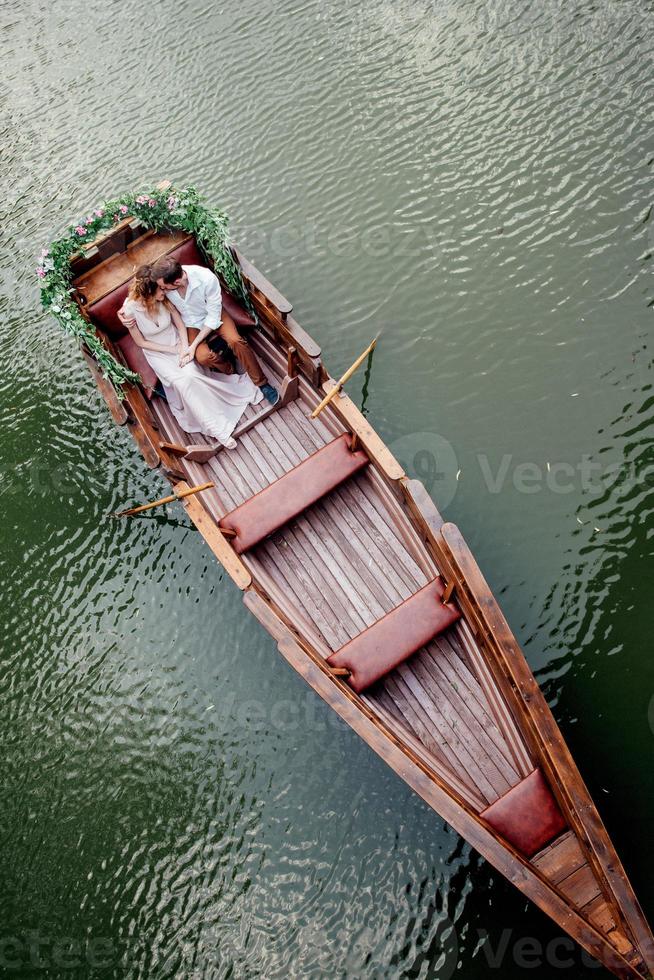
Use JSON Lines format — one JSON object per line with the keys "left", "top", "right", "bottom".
{"left": 51, "top": 304, "right": 61, "bottom": 313}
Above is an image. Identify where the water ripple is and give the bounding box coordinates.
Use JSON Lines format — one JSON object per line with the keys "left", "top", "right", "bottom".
{"left": 1, "top": 0, "right": 652, "bottom": 976}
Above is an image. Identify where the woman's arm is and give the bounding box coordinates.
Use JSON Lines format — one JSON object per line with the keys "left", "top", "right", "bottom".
{"left": 123, "top": 301, "right": 177, "bottom": 354}
{"left": 166, "top": 300, "right": 193, "bottom": 364}
{"left": 127, "top": 322, "right": 177, "bottom": 354}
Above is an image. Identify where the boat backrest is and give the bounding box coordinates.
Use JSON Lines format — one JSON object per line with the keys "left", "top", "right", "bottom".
{"left": 480, "top": 768, "right": 567, "bottom": 857}
{"left": 327, "top": 578, "right": 461, "bottom": 692}
{"left": 85, "top": 237, "right": 206, "bottom": 338}
{"left": 80, "top": 237, "right": 255, "bottom": 397}
{"left": 219, "top": 434, "right": 370, "bottom": 553}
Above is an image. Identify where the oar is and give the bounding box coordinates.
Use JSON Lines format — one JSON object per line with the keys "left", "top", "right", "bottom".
{"left": 311, "top": 335, "right": 379, "bottom": 419}
{"left": 112, "top": 481, "right": 214, "bottom": 518}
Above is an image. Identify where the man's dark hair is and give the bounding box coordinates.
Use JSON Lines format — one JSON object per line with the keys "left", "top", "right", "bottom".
{"left": 151, "top": 256, "right": 183, "bottom": 284}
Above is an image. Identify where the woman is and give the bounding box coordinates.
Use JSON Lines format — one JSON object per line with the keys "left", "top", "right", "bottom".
{"left": 122, "top": 265, "right": 263, "bottom": 448}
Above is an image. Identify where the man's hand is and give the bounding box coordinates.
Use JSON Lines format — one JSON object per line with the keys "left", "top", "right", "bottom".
{"left": 117, "top": 307, "right": 137, "bottom": 330}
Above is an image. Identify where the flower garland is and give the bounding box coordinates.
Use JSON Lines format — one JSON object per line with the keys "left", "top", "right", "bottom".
{"left": 38, "top": 184, "right": 253, "bottom": 389}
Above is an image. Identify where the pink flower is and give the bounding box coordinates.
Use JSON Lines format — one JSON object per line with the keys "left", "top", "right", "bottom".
{"left": 113, "top": 213, "right": 120, "bottom": 221}
{"left": 136, "top": 195, "right": 148, "bottom": 204}
{"left": 119, "top": 205, "right": 129, "bottom": 214}
{"left": 36, "top": 266, "right": 46, "bottom": 278}
{"left": 85, "top": 216, "right": 94, "bottom": 225}
{"left": 75, "top": 225, "right": 86, "bottom": 235}
{"left": 94, "top": 208, "right": 104, "bottom": 217}
{"left": 148, "top": 198, "right": 156, "bottom": 207}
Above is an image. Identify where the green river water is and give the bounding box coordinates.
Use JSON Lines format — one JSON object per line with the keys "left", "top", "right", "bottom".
{"left": 1, "top": 0, "right": 653, "bottom": 977}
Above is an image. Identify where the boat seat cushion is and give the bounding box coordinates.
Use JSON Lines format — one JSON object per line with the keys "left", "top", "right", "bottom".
{"left": 115, "top": 333, "right": 159, "bottom": 395}
{"left": 85, "top": 237, "right": 256, "bottom": 397}
{"left": 220, "top": 434, "right": 369, "bottom": 554}
{"left": 87, "top": 241, "right": 254, "bottom": 336}
{"left": 480, "top": 768, "right": 567, "bottom": 858}
{"left": 327, "top": 578, "right": 461, "bottom": 693}
{"left": 87, "top": 276, "right": 254, "bottom": 339}
{"left": 87, "top": 281, "right": 131, "bottom": 339}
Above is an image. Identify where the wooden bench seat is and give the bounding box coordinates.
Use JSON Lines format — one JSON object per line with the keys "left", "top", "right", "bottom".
{"left": 83, "top": 237, "right": 256, "bottom": 399}
{"left": 219, "top": 433, "right": 369, "bottom": 553}
{"left": 327, "top": 578, "right": 461, "bottom": 693}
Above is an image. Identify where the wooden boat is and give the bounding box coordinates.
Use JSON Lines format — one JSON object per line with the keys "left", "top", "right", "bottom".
{"left": 64, "top": 201, "right": 653, "bottom": 979}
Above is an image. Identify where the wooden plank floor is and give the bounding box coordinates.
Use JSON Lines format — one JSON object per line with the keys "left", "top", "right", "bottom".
{"left": 147, "top": 331, "right": 535, "bottom": 810}
{"left": 532, "top": 830, "right": 646, "bottom": 969}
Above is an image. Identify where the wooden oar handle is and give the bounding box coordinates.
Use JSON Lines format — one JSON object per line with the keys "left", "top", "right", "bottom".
{"left": 311, "top": 336, "right": 378, "bottom": 419}
{"left": 113, "top": 481, "right": 214, "bottom": 517}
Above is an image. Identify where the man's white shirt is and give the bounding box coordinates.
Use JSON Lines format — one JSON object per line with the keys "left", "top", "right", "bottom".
{"left": 167, "top": 265, "right": 222, "bottom": 331}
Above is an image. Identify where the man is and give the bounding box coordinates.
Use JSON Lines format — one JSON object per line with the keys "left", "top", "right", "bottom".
{"left": 120, "top": 256, "right": 279, "bottom": 404}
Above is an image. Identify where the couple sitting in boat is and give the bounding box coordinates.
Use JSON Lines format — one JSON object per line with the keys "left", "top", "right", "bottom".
{"left": 119, "top": 257, "right": 279, "bottom": 449}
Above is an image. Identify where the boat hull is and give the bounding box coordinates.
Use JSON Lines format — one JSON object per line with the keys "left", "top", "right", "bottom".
{"left": 64, "top": 216, "right": 653, "bottom": 979}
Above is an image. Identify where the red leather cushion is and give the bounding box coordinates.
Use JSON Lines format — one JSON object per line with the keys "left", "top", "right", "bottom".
{"left": 220, "top": 434, "right": 369, "bottom": 554}
{"left": 327, "top": 578, "right": 461, "bottom": 692}
{"left": 116, "top": 333, "right": 158, "bottom": 397}
{"left": 480, "top": 768, "right": 567, "bottom": 858}
{"left": 168, "top": 237, "right": 206, "bottom": 267}
{"left": 87, "top": 239, "right": 255, "bottom": 339}
{"left": 88, "top": 281, "right": 130, "bottom": 338}
{"left": 86, "top": 238, "right": 254, "bottom": 396}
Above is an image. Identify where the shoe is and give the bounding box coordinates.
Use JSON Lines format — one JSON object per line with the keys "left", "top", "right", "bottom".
{"left": 259, "top": 383, "right": 280, "bottom": 405}
{"left": 222, "top": 437, "right": 238, "bottom": 450}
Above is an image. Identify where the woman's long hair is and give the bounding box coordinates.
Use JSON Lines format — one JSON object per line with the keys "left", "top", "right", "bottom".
{"left": 127, "top": 265, "right": 160, "bottom": 314}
